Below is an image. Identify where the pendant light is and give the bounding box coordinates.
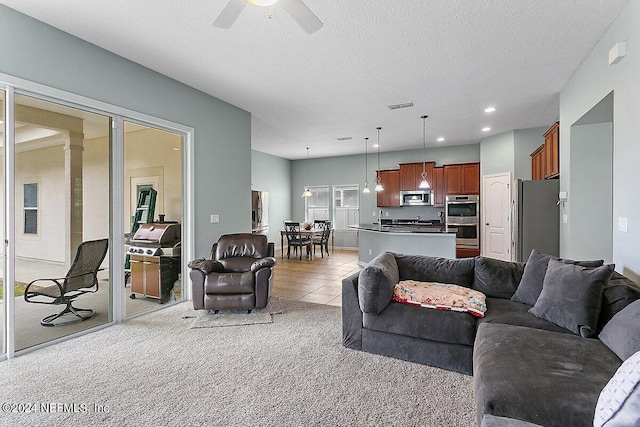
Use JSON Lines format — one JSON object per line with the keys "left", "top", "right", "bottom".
{"left": 301, "top": 147, "right": 313, "bottom": 198}
{"left": 362, "top": 137, "right": 371, "bottom": 194}
{"left": 418, "top": 115, "right": 431, "bottom": 189}
{"left": 374, "top": 127, "right": 384, "bottom": 192}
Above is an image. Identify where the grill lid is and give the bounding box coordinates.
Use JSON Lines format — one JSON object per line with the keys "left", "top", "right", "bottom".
{"left": 132, "top": 223, "right": 181, "bottom": 246}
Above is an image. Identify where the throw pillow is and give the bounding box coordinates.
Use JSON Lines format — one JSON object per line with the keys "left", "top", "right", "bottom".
{"left": 358, "top": 252, "right": 399, "bottom": 315}
{"left": 594, "top": 350, "right": 640, "bottom": 427}
{"left": 472, "top": 256, "right": 525, "bottom": 299}
{"left": 511, "top": 249, "right": 604, "bottom": 306}
{"left": 392, "top": 280, "right": 486, "bottom": 317}
{"left": 528, "top": 259, "right": 613, "bottom": 338}
{"left": 599, "top": 300, "right": 640, "bottom": 361}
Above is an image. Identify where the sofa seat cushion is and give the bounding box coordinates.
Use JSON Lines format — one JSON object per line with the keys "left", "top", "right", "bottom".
{"left": 474, "top": 323, "right": 621, "bottom": 427}
{"left": 205, "top": 272, "right": 254, "bottom": 294}
{"left": 363, "top": 301, "right": 477, "bottom": 346}
{"left": 478, "top": 297, "right": 572, "bottom": 334}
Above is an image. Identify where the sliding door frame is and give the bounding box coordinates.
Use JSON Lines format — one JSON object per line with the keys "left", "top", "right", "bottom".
{"left": 1, "top": 72, "right": 194, "bottom": 360}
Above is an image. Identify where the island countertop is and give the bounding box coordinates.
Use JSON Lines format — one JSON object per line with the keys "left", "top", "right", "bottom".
{"left": 349, "top": 224, "right": 457, "bottom": 265}
{"left": 349, "top": 223, "right": 455, "bottom": 234}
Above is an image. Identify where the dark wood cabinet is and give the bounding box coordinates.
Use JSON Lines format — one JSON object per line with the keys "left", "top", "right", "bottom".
{"left": 531, "top": 144, "right": 545, "bottom": 180}
{"left": 456, "top": 248, "right": 480, "bottom": 258}
{"left": 544, "top": 122, "right": 559, "bottom": 179}
{"left": 444, "top": 162, "right": 480, "bottom": 195}
{"left": 399, "top": 162, "right": 435, "bottom": 191}
{"left": 433, "top": 167, "right": 445, "bottom": 207}
{"left": 376, "top": 169, "right": 400, "bottom": 207}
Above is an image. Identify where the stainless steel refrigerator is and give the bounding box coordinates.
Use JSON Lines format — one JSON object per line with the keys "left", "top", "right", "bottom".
{"left": 251, "top": 190, "right": 269, "bottom": 235}
{"left": 511, "top": 179, "right": 559, "bottom": 262}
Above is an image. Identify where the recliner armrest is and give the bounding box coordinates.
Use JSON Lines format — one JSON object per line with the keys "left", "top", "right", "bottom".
{"left": 188, "top": 258, "right": 225, "bottom": 275}
{"left": 251, "top": 257, "right": 276, "bottom": 273}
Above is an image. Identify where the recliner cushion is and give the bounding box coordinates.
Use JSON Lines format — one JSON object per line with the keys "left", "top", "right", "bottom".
{"left": 205, "top": 272, "right": 254, "bottom": 294}
{"left": 215, "top": 233, "right": 269, "bottom": 260}
{"left": 219, "top": 257, "right": 256, "bottom": 273}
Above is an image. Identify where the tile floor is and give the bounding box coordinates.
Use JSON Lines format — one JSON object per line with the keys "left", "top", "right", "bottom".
{"left": 271, "top": 248, "right": 361, "bottom": 307}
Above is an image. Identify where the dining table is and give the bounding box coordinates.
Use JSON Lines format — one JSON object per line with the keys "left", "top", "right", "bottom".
{"left": 279, "top": 227, "right": 334, "bottom": 259}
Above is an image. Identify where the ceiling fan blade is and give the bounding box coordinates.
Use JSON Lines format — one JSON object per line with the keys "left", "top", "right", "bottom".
{"left": 213, "top": 0, "right": 247, "bottom": 29}
{"left": 279, "top": 0, "right": 323, "bottom": 34}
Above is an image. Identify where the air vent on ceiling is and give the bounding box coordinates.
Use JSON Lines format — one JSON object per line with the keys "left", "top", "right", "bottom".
{"left": 387, "top": 102, "right": 414, "bottom": 110}
{"left": 336, "top": 136, "right": 353, "bottom": 141}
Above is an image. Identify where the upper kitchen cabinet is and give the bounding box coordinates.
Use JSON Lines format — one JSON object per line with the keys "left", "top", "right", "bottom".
{"left": 376, "top": 169, "right": 400, "bottom": 207}
{"left": 531, "top": 144, "right": 545, "bottom": 180}
{"left": 433, "top": 167, "right": 445, "bottom": 207}
{"left": 399, "top": 162, "right": 435, "bottom": 191}
{"left": 444, "top": 162, "right": 480, "bottom": 195}
{"left": 543, "top": 122, "right": 559, "bottom": 179}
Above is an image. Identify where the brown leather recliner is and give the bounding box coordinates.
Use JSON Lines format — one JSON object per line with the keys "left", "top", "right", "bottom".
{"left": 189, "top": 233, "right": 276, "bottom": 312}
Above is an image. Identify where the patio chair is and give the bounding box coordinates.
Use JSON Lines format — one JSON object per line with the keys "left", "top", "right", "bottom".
{"left": 24, "top": 238, "right": 109, "bottom": 327}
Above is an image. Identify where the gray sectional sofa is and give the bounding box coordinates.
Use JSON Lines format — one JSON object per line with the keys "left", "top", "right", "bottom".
{"left": 341, "top": 251, "right": 640, "bottom": 426}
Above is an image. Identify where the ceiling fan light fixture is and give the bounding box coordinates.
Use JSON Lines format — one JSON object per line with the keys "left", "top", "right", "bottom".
{"left": 246, "top": 0, "right": 279, "bottom": 7}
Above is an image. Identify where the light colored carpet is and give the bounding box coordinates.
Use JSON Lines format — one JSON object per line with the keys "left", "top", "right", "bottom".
{"left": 184, "top": 297, "right": 285, "bottom": 328}
{"left": 0, "top": 298, "right": 477, "bottom": 426}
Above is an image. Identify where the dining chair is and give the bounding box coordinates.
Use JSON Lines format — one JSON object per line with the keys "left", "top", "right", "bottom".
{"left": 313, "top": 221, "right": 332, "bottom": 258}
{"left": 284, "top": 221, "right": 312, "bottom": 260}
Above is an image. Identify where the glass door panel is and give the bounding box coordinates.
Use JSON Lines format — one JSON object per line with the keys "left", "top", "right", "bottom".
{"left": 14, "top": 94, "right": 111, "bottom": 351}
{"left": 0, "top": 89, "right": 5, "bottom": 355}
{"left": 124, "top": 121, "right": 183, "bottom": 317}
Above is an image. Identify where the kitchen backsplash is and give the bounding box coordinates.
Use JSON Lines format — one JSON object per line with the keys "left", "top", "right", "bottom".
{"left": 379, "top": 205, "right": 445, "bottom": 221}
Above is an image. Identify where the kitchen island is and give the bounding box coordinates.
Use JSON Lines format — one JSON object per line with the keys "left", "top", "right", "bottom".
{"left": 349, "top": 223, "right": 457, "bottom": 265}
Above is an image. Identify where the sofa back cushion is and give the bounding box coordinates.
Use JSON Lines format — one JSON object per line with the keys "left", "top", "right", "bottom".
{"left": 472, "top": 256, "right": 525, "bottom": 299}
{"left": 358, "top": 252, "right": 399, "bottom": 314}
{"left": 511, "top": 249, "right": 605, "bottom": 306}
{"left": 599, "top": 271, "right": 640, "bottom": 331}
{"left": 394, "top": 254, "right": 475, "bottom": 288}
{"left": 599, "top": 299, "right": 640, "bottom": 361}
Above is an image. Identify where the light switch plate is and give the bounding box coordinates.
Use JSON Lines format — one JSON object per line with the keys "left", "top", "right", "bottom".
{"left": 211, "top": 214, "right": 220, "bottom": 223}
{"left": 618, "top": 217, "right": 628, "bottom": 232}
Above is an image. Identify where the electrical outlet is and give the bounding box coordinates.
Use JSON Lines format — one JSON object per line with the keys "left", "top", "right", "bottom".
{"left": 563, "top": 214, "right": 568, "bottom": 224}
{"left": 373, "top": 211, "right": 376, "bottom": 217}
{"left": 368, "top": 249, "right": 372, "bottom": 256}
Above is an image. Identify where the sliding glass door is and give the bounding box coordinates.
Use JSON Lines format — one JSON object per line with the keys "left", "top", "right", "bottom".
{"left": 13, "top": 94, "right": 112, "bottom": 351}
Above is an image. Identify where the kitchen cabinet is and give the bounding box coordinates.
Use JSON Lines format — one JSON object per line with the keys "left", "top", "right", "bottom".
{"left": 376, "top": 169, "right": 400, "bottom": 207}
{"left": 399, "top": 162, "right": 435, "bottom": 191}
{"left": 456, "top": 248, "right": 480, "bottom": 258}
{"left": 531, "top": 144, "right": 545, "bottom": 180}
{"left": 433, "top": 167, "right": 445, "bottom": 207}
{"left": 444, "top": 162, "right": 480, "bottom": 195}
{"left": 544, "top": 122, "right": 559, "bottom": 179}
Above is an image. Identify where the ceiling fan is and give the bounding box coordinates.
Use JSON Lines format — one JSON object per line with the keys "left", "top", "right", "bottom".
{"left": 213, "top": 0, "right": 323, "bottom": 34}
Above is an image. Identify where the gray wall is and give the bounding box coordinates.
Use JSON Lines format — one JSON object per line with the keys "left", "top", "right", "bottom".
{"left": 479, "top": 127, "right": 548, "bottom": 180}
{"left": 0, "top": 5, "right": 252, "bottom": 258}
{"left": 251, "top": 150, "right": 292, "bottom": 245}
{"left": 568, "top": 122, "right": 613, "bottom": 262}
{"left": 559, "top": 0, "right": 640, "bottom": 281}
{"left": 480, "top": 131, "right": 515, "bottom": 178}
{"left": 514, "top": 127, "right": 548, "bottom": 180}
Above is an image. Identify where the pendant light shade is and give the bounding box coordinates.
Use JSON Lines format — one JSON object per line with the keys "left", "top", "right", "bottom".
{"left": 301, "top": 147, "right": 314, "bottom": 198}
{"left": 247, "top": 0, "right": 279, "bottom": 6}
{"left": 418, "top": 115, "right": 431, "bottom": 189}
{"left": 375, "top": 127, "right": 384, "bottom": 192}
{"left": 363, "top": 137, "right": 371, "bottom": 194}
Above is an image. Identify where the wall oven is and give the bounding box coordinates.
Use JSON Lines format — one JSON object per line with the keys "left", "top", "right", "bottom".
{"left": 445, "top": 195, "right": 479, "bottom": 249}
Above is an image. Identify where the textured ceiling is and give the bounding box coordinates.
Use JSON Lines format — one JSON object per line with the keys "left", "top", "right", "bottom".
{"left": 1, "top": 0, "right": 629, "bottom": 159}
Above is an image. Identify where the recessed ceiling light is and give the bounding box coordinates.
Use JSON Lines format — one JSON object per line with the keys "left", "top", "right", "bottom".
{"left": 436, "top": 137, "right": 445, "bottom": 142}
{"left": 484, "top": 107, "right": 496, "bottom": 113}
{"left": 482, "top": 127, "right": 491, "bottom": 132}
{"left": 387, "top": 102, "right": 414, "bottom": 110}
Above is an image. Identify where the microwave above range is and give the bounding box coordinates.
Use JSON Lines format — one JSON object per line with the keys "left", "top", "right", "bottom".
{"left": 399, "top": 190, "right": 433, "bottom": 206}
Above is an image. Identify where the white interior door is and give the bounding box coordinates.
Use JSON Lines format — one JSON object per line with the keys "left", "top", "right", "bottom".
{"left": 482, "top": 173, "right": 511, "bottom": 260}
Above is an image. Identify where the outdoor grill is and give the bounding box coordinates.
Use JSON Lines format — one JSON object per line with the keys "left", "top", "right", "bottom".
{"left": 127, "top": 222, "right": 181, "bottom": 303}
